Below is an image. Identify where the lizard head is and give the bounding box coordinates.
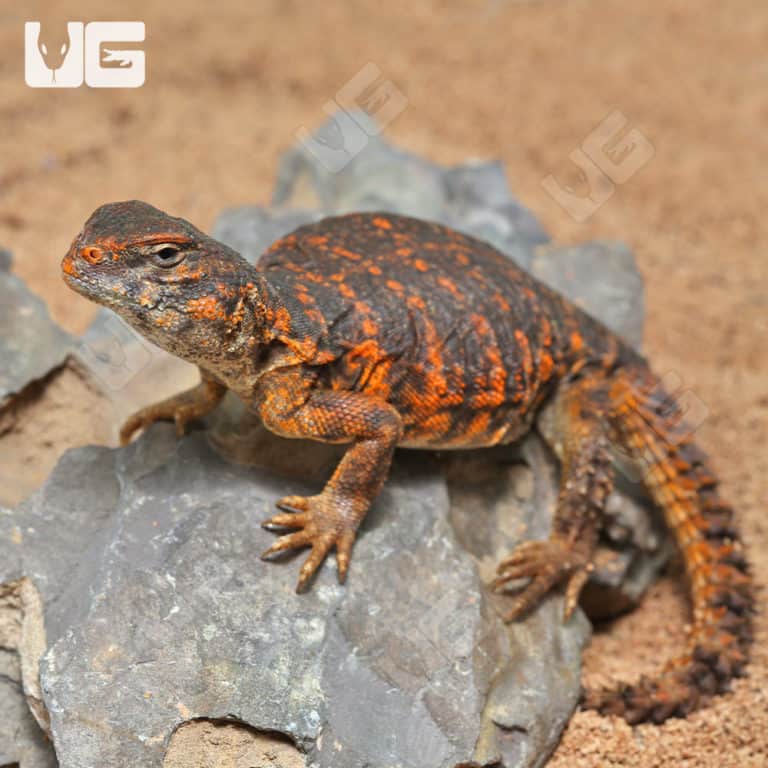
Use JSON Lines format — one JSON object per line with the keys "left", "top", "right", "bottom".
{"left": 62, "top": 200, "right": 261, "bottom": 360}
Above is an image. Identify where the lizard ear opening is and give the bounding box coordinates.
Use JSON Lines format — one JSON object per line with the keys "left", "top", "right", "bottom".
{"left": 149, "top": 244, "right": 186, "bottom": 268}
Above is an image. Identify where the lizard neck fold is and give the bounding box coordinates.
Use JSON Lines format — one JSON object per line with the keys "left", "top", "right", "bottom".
{"left": 177, "top": 272, "right": 278, "bottom": 369}
{"left": 251, "top": 272, "right": 331, "bottom": 363}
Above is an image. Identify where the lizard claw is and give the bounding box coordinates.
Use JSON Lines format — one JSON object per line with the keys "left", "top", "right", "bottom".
{"left": 261, "top": 494, "right": 358, "bottom": 591}
{"left": 492, "top": 538, "right": 593, "bottom": 622}
{"left": 276, "top": 495, "right": 310, "bottom": 513}
{"left": 261, "top": 529, "right": 312, "bottom": 557}
{"left": 261, "top": 511, "right": 310, "bottom": 530}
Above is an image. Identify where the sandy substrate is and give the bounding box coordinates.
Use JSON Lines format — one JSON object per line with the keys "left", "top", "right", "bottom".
{"left": 1, "top": 1, "right": 766, "bottom": 765}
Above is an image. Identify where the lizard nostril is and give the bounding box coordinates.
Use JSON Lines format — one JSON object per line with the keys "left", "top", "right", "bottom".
{"left": 81, "top": 246, "right": 104, "bottom": 265}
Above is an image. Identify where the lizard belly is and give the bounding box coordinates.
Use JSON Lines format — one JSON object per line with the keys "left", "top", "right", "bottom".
{"left": 392, "top": 361, "right": 538, "bottom": 449}
{"left": 398, "top": 403, "right": 534, "bottom": 449}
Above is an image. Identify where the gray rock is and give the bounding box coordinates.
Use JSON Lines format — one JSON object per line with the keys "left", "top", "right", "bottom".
{"left": 531, "top": 241, "right": 645, "bottom": 348}
{"left": 0, "top": 506, "right": 22, "bottom": 580}
{"left": 0, "top": 654, "right": 58, "bottom": 768}
{"left": 445, "top": 437, "right": 591, "bottom": 768}
{"left": 0, "top": 247, "right": 12, "bottom": 271}
{"left": 0, "top": 265, "right": 73, "bottom": 407}
{"left": 439, "top": 162, "right": 550, "bottom": 267}
{"left": 212, "top": 207, "right": 321, "bottom": 265}
{"left": 580, "top": 485, "right": 674, "bottom": 620}
{"left": 1, "top": 425, "right": 590, "bottom": 768}
{"left": 274, "top": 117, "right": 447, "bottom": 222}
{"left": 0, "top": 538, "right": 58, "bottom": 768}
{"left": 271, "top": 112, "right": 547, "bottom": 268}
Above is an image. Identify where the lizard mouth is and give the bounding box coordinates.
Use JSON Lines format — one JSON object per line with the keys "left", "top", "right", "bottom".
{"left": 61, "top": 267, "right": 91, "bottom": 296}
{"left": 61, "top": 268, "right": 84, "bottom": 292}
{"left": 61, "top": 253, "right": 103, "bottom": 300}
{"left": 61, "top": 252, "right": 87, "bottom": 291}
{"left": 61, "top": 267, "right": 113, "bottom": 307}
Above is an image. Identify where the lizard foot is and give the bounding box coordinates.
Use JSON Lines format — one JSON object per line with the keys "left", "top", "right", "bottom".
{"left": 491, "top": 538, "right": 594, "bottom": 622}
{"left": 261, "top": 494, "right": 357, "bottom": 592}
{"left": 119, "top": 380, "right": 226, "bottom": 446}
{"left": 120, "top": 401, "right": 198, "bottom": 445}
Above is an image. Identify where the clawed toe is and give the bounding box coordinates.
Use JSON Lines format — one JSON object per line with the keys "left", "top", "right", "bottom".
{"left": 496, "top": 540, "right": 550, "bottom": 570}
{"left": 333, "top": 530, "right": 355, "bottom": 583}
{"left": 277, "top": 495, "right": 310, "bottom": 512}
{"left": 261, "top": 529, "right": 312, "bottom": 558}
{"left": 261, "top": 512, "right": 310, "bottom": 530}
{"left": 296, "top": 536, "right": 336, "bottom": 592}
{"left": 492, "top": 541, "right": 560, "bottom": 590}
{"left": 491, "top": 538, "right": 592, "bottom": 623}
{"left": 500, "top": 576, "right": 557, "bottom": 622}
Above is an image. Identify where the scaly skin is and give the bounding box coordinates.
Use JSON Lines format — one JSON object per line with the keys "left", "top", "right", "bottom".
{"left": 61, "top": 200, "right": 753, "bottom": 723}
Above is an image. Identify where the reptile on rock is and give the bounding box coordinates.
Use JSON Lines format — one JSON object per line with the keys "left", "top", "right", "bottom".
{"left": 61, "top": 200, "right": 753, "bottom": 725}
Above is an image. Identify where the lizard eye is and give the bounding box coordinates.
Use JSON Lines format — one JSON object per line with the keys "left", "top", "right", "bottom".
{"left": 149, "top": 244, "right": 186, "bottom": 268}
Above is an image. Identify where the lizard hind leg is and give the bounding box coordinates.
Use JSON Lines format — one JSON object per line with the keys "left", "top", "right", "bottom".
{"left": 493, "top": 372, "right": 614, "bottom": 623}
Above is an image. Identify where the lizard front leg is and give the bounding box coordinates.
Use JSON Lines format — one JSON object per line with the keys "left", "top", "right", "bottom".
{"left": 493, "top": 372, "right": 614, "bottom": 621}
{"left": 120, "top": 371, "right": 227, "bottom": 445}
{"left": 256, "top": 367, "right": 403, "bottom": 591}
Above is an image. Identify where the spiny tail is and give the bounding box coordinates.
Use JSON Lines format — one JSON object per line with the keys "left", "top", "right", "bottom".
{"left": 583, "top": 365, "right": 754, "bottom": 724}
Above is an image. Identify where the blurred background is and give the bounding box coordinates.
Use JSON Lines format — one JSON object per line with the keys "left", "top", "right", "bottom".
{"left": 1, "top": 1, "right": 766, "bottom": 764}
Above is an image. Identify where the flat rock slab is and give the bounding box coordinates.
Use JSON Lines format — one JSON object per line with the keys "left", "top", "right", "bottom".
{"left": 1, "top": 425, "right": 591, "bottom": 768}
